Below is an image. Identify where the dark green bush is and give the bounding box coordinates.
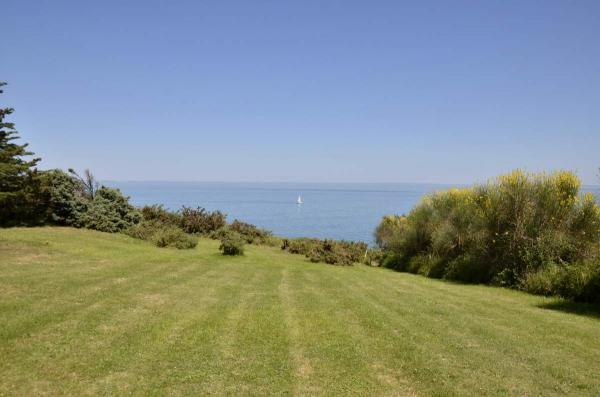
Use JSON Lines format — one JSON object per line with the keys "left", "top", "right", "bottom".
{"left": 443, "top": 255, "right": 489, "bottom": 283}
{"left": 151, "top": 225, "right": 198, "bottom": 249}
{"left": 381, "top": 252, "right": 405, "bottom": 270}
{"left": 405, "top": 254, "right": 438, "bottom": 277}
{"left": 520, "top": 260, "right": 600, "bottom": 303}
{"left": 45, "top": 169, "right": 87, "bottom": 226}
{"left": 180, "top": 206, "right": 227, "bottom": 235}
{"left": 78, "top": 187, "right": 140, "bottom": 233}
{"left": 376, "top": 170, "right": 600, "bottom": 302}
{"left": 0, "top": 170, "right": 56, "bottom": 227}
{"left": 575, "top": 264, "right": 600, "bottom": 304}
{"left": 219, "top": 230, "right": 245, "bottom": 256}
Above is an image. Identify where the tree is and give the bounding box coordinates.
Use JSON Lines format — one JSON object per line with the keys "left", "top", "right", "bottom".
{"left": 0, "top": 82, "right": 44, "bottom": 226}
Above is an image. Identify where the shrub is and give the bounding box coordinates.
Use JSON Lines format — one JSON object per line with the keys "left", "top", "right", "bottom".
{"left": 209, "top": 226, "right": 231, "bottom": 240}
{"left": 283, "top": 237, "right": 367, "bottom": 266}
{"left": 262, "top": 235, "right": 284, "bottom": 247}
{"left": 281, "top": 237, "right": 321, "bottom": 255}
{"left": 151, "top": 225, "right": 197, "bottom": 249}
{"left": 374, "top": 215, "right": 407, "bottom": 249}
{"left": 443, "top": 254, "right": 489, "bottom": 283}
{"left": 363, "top": 248, "right": 384, "bottom": 266}
{"left": 381, "top": 252, "right": 405, "bottom": 270}
{"left": 574, "top": 262, "right": 600, "bottom": 304}
{"left": 125, "top": 220, "right": 197, "bottom": 249}
{"left": 124, "top": 220, "right": 162, "bottom": 241}
{"left": 307, "top": 240, "right": 351, "bottom": 266}
{"left": 40, "top": 169, "right": 86, "bottom": 226}
{"left": 78, "top": 187, "right": 140, "bottom": 232}
{"left": 520, "top": 260, "right": 600, "bottom": 303}
{"left": 219, "top": 230, "right": 245, "bottom": 256}
{"left": 404, "top": 253, "right": 446, "bottom": 277}
{"left": 140, "top": 204, "right": 181, "bottom": 226}
{"left": 376, "top": 169, "right": 600, "bottom": 302}
{"left": 179, "top": 206, "right": 226, "bottom": 234}
{"left": 229, "top": 219, "right": 272, "bottom": 244}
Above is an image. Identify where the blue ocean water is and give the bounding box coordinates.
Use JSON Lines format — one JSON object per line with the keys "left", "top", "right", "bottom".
{"left": 106, "top": 182, "right": 600, "bottom": 244}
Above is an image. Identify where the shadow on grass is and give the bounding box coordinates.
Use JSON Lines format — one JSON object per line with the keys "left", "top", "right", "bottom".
{"left": 537, "top": 300, "right": 600, "bottom": 319}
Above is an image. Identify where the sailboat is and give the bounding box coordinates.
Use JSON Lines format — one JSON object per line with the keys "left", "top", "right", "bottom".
{"left": 297, "top": 195, "right": 303, "bottom": 204}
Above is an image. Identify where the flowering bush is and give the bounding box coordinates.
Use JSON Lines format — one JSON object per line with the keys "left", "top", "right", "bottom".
{"left": 376, "top": 170, "right": 600, "bottom": 301}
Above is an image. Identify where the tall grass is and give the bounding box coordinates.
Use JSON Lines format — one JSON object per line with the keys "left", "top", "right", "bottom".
{"left": 375, "top": 170, "right": 600, "bottom": 302}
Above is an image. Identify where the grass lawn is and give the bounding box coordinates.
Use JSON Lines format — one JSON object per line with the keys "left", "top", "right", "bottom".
{"left": 1, "top": 227, "right": 599, "bottom": 396}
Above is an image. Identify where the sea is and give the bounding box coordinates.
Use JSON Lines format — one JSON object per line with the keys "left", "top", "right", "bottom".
{"left": 105, "top": 182, "right": 600, "bottom": 244}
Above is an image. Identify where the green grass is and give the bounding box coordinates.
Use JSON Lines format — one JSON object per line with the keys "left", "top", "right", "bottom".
{"left": 1, "top": 227, "right": 599, "bottom": 396}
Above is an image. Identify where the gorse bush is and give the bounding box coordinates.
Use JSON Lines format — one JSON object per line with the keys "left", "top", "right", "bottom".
{"left": 307, "top": 240, "right": 366, "bottom": 266}
{"left": 140, "top": 204, "right": 181, "bottom": 226}
{"left": 281, "top": 237, "right": 321, "bottom": 255}
{"left": 180, "top": 206, "right": 226, "bottom": 234}
{"left": 208, "top": 226, "right": 231, "bottom": 241}
{"left": 229, "top": 219, "right": 272, "bottom": 244}
{"left": 125, "top": 220, "right": 197, "bottom": 249}
{"left": 374, "top": 215, "right": 407, "bottom": 250}
{"left": 376, "top": 170, "right": 600, "bottom": 302}
{"left": 282, "top": 237, "right": 367, "bottom": 266}
{"left": 218, "top": 230, "right": 245, "bottom": 255}
{"left": 151, "top": 225, "right": 198, "bottom": 249}
{"left": 130, "top": 206, "right": 274, "bottom": 252}
{"left": 124, "top": 220, "right": 163, "bottom": 241}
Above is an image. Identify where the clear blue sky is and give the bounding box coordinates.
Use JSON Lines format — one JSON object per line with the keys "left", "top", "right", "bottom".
{"left": 2, "top": 0, "right": 599, "bottom": 184}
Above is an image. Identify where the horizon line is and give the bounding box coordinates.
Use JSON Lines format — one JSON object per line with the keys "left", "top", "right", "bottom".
{"left": 100, "top": 179, "right": 600, "bottom": 188}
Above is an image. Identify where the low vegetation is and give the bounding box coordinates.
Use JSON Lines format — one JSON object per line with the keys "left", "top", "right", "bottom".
{"left": 180, "top": 206, "right": 227, "bottom": 234}
{"left": 1, "top": 227, "right": 599, "bottom": 396}
{"left": 124, "top": 205, "right": 222, "bottom": 249}
{"left": 218, "top": 229, "right": 246, "bottom": 255}
{"left": 229, "top": 219, "right": 273, "bottom": 244}
{"left": 281, "top": 237, "right": 368, "bottom": 266}
{"left": 150, "top": 225, "right": 198, "bottom": 249}
{"left": 376, "top": 170, "right": 600, "bottom": 303}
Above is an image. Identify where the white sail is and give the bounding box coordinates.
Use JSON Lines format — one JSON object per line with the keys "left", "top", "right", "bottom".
{"left": 297, "top": 195, "right": 303, "bottom": 204}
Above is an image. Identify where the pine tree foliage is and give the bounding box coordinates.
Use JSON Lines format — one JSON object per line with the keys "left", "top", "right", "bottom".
{"left": 0, "top": 82, "right": 43, "bottom": 225}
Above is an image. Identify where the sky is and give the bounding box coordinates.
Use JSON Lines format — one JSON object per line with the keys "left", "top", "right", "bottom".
{"left": 1, "top": 0, "right": 599, "bottom": 184}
